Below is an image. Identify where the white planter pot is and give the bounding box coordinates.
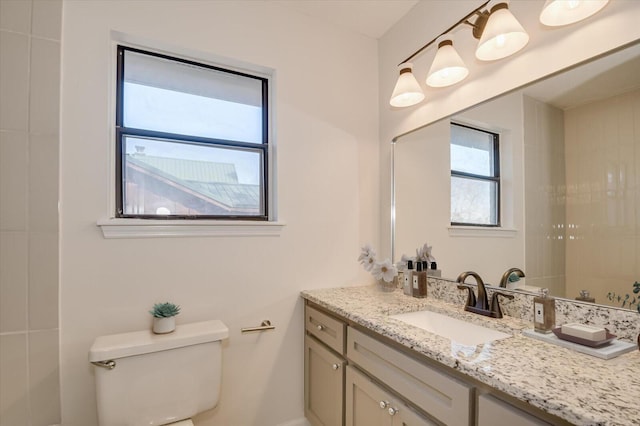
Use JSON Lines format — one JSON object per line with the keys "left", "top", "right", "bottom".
{"left": 153, "top": 317, "right": 176, "bottom": 334}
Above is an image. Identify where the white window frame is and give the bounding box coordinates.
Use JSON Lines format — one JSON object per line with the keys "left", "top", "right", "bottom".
{"left": 98, "top": 34, "right": 283, "bottom": 239}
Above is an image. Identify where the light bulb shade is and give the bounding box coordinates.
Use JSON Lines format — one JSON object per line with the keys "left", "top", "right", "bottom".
{"left": 476, "top": 3, "right": 529, "bottom": 61}
{"left": 540, "top": 0, "right": 609, "bottom": 26}
{"left": 426, "top": 39, "right": 469, "bottom": 88}
{"left": 389, "top": 63, "right": 425, "bottom": 107}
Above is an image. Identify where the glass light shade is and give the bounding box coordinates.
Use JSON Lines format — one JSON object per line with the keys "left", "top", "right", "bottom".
{"left": 539, "top": 0, "right": 609, "bottom": 26}
{"left": 476, "top": 3, "right": 529, "bottom": 61}
{"left": 426, "top": 38, "right": 469, "bottom": 88}
{"left": 389, "top": 63, "right": 425, "bottom": 107}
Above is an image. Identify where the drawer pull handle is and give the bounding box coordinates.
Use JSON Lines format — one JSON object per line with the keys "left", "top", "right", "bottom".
{"left": 317, "top": 324, "right": 324, "bottom": 331}
{"left": 388, "top": 407, "right": 399, "bottom": 416}
{"left": 332, "top": 363, "right": 340, "bottom": 370}
{"left": 379, "top": 401, "right": 389, "bottom": 409}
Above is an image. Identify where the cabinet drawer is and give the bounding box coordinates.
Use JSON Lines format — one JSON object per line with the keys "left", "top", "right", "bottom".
{"left": 478, "top": 394, "right": 551, "bottom": 426}
{"left": 347, "top": 327, "right": 472, "bottom": 426}
{"left": 306, "top": 305, "right": 346, "bottom": 354}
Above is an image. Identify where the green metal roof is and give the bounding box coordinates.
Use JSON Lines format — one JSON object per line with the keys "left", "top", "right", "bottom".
{"left": 131, "top": 155, "right": 239, "bottom": 184}
{"left": 127, "top": 155, "right": 260, "bottom": 209}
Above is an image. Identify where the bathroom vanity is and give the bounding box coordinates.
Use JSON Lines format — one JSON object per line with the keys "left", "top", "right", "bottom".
{"left": 302, "top": 283, "right": 640, "bottom": 426}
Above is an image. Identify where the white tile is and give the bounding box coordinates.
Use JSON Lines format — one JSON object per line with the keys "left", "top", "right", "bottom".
{"left": 0, "top": 31, "right": 29, "bottom": 131}
{"left": 29, "top": 37, "right": 60, "bottom": 135}
{"left": 28, "top": 231, "right": 58, "bottom": 330}
{"left": 28, "top": 329, "right": 61, "bottom": 425}
{"left": 0, "top": 131, "right": 28, "bottom": 230}
{"left": 28, "top": 133, "right": 58, "bottom": 232}
{"left": 0, "top": 231, "right": 28, "bottom": 332}
{"left": 0, "top": 0, "right": 32, "bottom": 33}
{"left": 31, "top": 0, "right": 61, "bottom": 40}
{"left": 0, "top": 333, "right": 29, "bottom": 426}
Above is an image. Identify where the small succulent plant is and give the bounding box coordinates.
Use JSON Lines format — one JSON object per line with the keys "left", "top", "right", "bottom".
{"left": 149, "top": 302, "right": 181, "bottom": 318}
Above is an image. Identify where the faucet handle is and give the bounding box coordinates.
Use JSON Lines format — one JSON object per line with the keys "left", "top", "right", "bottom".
{"left": 490, "top": 291, "right": 514, "bottom": 318}
{"left": 457, "top": 284, "right": 477, "bottom": 308}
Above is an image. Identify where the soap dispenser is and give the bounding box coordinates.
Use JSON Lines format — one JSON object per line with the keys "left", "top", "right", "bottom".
{"left": 533, "top": 288, "right": 555, "bottom": 333}
{"left": 427, "top": 261, "right": 441, "bottom": 277}
{"left": 403, "top": 261, "right": 414, "bottom": 296}
{"left": 412, "top": 261, "right": 427, "bottom": 298}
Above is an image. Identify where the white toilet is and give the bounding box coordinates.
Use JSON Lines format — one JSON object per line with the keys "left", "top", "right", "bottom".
{"left": 89, "top": 319, "right": 229, "bottom": 426}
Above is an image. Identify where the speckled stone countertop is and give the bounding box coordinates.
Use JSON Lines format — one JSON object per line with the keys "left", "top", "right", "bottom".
{"left": 301, "top": 285, "right": 640, "bottom": 426}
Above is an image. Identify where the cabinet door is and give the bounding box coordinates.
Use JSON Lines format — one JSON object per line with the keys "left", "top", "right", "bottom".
{"left": 346, "top": 366, "right": 437, "bottom": 426}
{"left": 393, "top": 403, "right": 438, "bottom": 426}
{"left": 477, "top": 394, "right": 551, "bottom": 426}
{"left": 345, "top": 366, "right": 393, "bottom": 426}
{"left": 305, "top": 335, "right": 345, "bottom": 426}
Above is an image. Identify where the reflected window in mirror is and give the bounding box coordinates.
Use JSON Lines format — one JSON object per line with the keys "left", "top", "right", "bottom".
{"left": 450, "top": 123, "right": 500, "bottom": 226}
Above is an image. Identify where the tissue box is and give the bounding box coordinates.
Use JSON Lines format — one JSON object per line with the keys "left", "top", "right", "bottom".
{"left": 561, "top": 323, "right": 607, "bottom": 342}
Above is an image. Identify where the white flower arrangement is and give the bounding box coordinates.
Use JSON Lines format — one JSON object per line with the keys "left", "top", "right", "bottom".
{"left": 396, "top": 243, "right": 436, "bottom": 271}
{"left": 358, "top": 244, "right": 398, "bottom": 283}
{"left": 416, "top": 242, "right": 436, "bottom": 264}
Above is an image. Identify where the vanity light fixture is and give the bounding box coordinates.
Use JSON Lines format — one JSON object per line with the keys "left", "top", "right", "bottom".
{"left": 426, "top": 35, "right": 469, "bottom": 88}
{"left": 539, "top": 0, "right": 609, "bottom": 27}
{"left": 390, "top": 63, "right": 425, "bottom": 107}
{"left": 389, "top": 0, "right": 605, "bottom": 108}
{"left": 475, "top": 2, "right": 529, "bottom": 61}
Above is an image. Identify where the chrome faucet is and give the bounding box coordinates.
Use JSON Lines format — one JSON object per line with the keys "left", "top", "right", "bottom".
{"left": 456, "top": 271, "right": 514, "bottom": 319}
{"left": 499, "top": 268, "right": 525, "bottom": 288}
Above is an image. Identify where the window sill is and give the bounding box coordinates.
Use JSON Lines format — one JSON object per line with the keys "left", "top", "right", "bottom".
{"left": 97, "top": 218, "right": 285, "bottom": 239}
{"left": 447, "top": 226, "right": 517, "bottom": 238}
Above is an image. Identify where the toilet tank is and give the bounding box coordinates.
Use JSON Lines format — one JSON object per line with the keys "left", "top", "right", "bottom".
{"left": 89, "top": 320, "right": 228, "bottom": 426}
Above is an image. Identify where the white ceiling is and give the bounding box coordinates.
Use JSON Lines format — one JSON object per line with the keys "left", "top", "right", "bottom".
{"left": 268, "top": 0, "right": 419, "bottom": 39}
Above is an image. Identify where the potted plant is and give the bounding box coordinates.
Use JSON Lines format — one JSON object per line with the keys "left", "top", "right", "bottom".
{"left": 149, "top": 302, "right": 181, "bottom": 334}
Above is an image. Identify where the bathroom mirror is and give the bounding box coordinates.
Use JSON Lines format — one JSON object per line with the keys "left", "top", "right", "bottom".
{"left": 393, "top": 41, "right": 640, "bottom": 311}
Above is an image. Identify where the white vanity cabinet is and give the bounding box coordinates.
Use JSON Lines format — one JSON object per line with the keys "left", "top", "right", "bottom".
{"left": 304, "top": 305, "right": 347, "bottom": 426}
{"left": 346, "top": 365, "right": 437, "bottom": 426}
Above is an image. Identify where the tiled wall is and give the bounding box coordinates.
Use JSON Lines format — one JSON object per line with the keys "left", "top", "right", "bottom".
{"left": 564, "top": 88, "right": 640, "bottom": 307}
{"left": 523, "top": 95, "right": 567, "bottom": 297}
{"left": 0, "top": 1, "right": 61, "bottom": 425}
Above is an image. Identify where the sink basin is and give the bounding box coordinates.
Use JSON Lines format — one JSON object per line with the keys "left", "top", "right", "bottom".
{"left": 390, "top": 310, "right": 512, "bottom": 346}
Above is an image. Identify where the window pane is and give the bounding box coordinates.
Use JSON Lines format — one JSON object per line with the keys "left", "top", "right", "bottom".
{"left": 123, "top": 136, "right": 264, "bottom": 216}
{"left": 123, "top": 50, "right": 264, "bottom": 143}
{"left": 451, "top": 176, "right": 498, "bottom": 225}
{"left": 451, "top": 124, "right": 495, "bottom": 175}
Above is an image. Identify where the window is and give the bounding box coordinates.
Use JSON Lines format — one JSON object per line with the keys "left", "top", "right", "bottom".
{"left": 115, "top": 46, "right": 269, "bottom": 220}
{"left": 450, "top": 122, "right": 500, "bottom": 226}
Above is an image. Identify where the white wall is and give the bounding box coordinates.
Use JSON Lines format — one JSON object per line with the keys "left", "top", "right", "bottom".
{"left": 59, "top": 1, "right": 379, "bottom": 425}
{"left": 379, "top": 0, "right": 640, "bottom": 268}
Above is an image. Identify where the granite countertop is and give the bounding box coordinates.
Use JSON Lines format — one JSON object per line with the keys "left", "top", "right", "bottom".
{"left": 301, "top": 285, "right": 640, "bottom": 426}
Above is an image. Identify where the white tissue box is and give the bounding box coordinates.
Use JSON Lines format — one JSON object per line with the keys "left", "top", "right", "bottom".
{"left": 561, "top": 323, "right": 607, "bottom": 341}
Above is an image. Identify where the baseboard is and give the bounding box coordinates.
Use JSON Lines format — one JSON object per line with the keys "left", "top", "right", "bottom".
{"left": 276, "top": 417, "right": 311, "bottom": 426}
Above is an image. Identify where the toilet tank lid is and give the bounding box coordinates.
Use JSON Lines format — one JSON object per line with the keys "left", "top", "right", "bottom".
{"left": 88, "top": 319, "right": 228, "bottom": 362}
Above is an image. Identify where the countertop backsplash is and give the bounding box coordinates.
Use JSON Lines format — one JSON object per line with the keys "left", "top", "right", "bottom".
{"left": 427, "top": 277, "right": 640, "bottom": 341}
